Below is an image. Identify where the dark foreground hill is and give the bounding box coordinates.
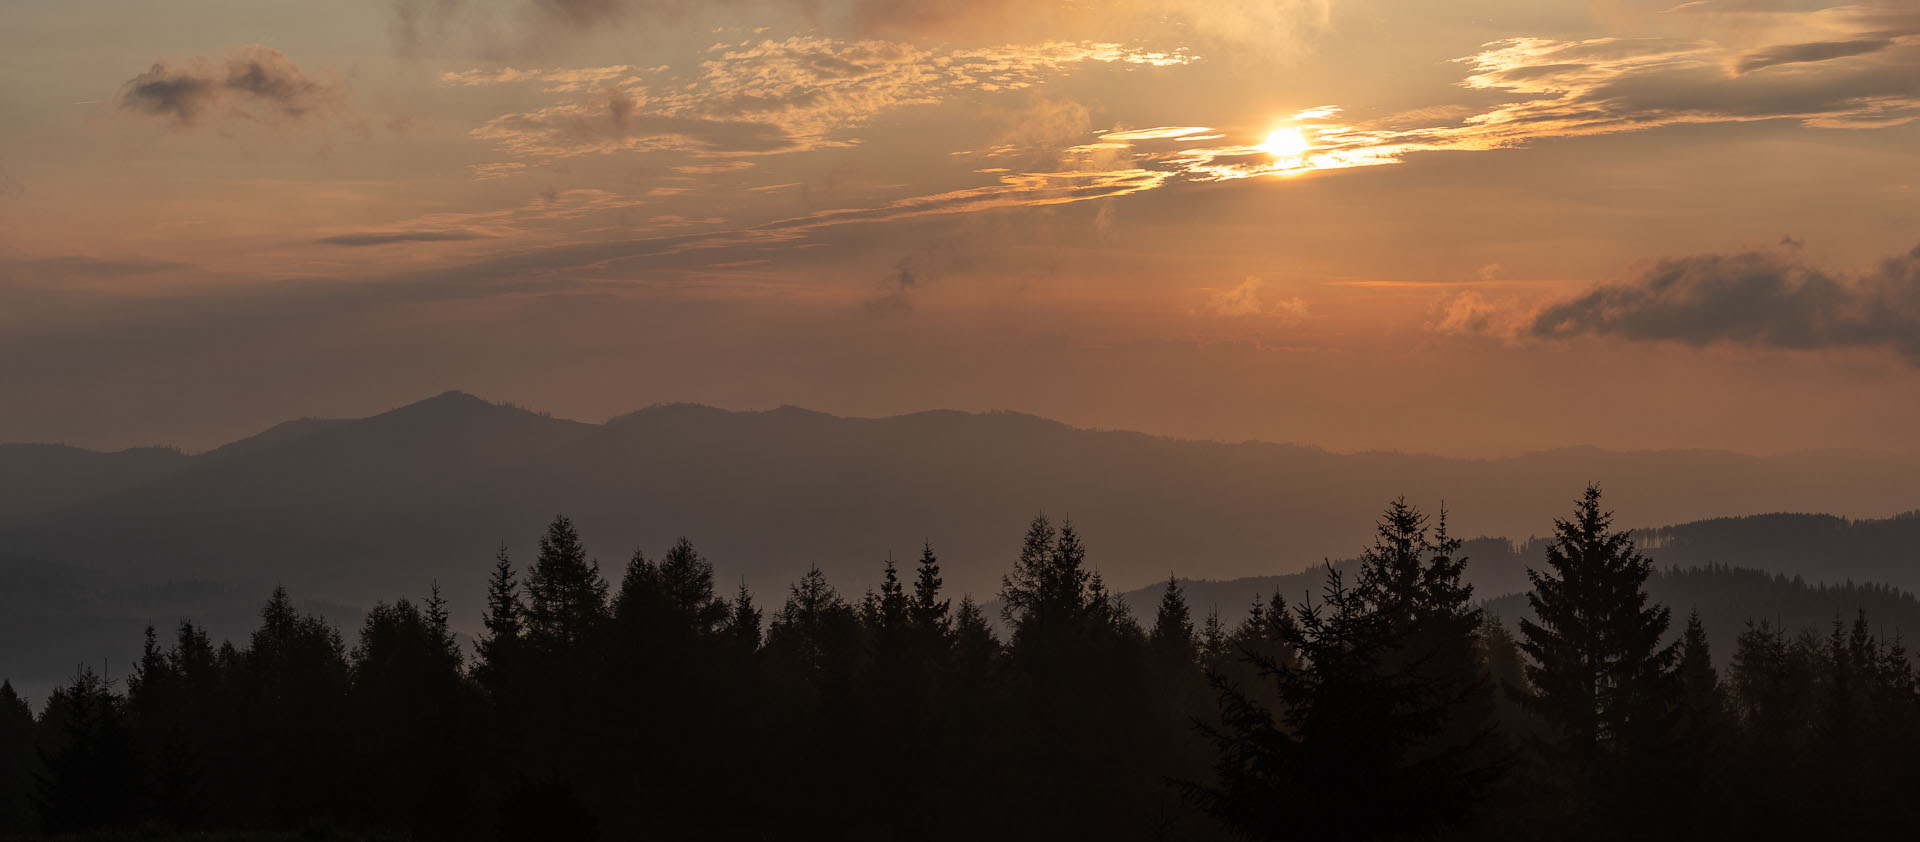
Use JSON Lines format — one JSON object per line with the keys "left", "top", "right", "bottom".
{"left": 6, "top": 391, "right": 1920, "bottom": 700}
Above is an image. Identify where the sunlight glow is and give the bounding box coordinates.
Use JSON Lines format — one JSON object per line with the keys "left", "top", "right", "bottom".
{"left": 1261, "top": 128, "right": 1311, "bottom": 159}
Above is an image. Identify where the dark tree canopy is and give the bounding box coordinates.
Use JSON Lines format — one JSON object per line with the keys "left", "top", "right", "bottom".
{"left": 7, "top": 493, "right": 1920, "bottom": 841}
{"left": 1516, "top": 485, "right": 1681, "bottom": 833}
{"left": 1196, "top": 499, "right": 1504, "bottom": 840}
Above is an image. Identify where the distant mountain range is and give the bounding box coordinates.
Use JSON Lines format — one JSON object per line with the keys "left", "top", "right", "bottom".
{"left": 6, "top": 391, "right": 1920, "bottom": 701}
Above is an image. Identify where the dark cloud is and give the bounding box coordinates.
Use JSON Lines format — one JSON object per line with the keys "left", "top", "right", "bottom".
{"left": 1530, "top": 244, "right": 1920, "bottom": 363}
{"left": 317, "top": 230, "right": 495, "bottom": 247}
{"left": 1736, "top": 38, "right": 1896, "bottom": 74}
{"left": 863, "top": 257, "right": 919, "bottom": 314}
{"left": 118, "top": 46, "right": 344, "bottom": 127}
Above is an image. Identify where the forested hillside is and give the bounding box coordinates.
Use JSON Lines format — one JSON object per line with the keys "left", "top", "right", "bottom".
{"left": 8, "top": 489, "right": 1920, "bottom": 840}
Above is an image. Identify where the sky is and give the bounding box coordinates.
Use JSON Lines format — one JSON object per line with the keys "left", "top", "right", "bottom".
{"left": 1, "top": 0, "right": 1917, "bottom": 456}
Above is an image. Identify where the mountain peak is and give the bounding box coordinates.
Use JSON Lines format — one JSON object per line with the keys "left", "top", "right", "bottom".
{"left": 375, "top": 390, "right": 511, "bottom": 421}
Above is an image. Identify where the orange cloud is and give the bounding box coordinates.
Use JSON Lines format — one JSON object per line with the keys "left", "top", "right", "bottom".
{"left": 455, "top": 38, "right": 1192, "bottom": 166}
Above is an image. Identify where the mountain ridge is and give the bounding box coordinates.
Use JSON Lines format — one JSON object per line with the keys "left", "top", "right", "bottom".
{"left": 8, "top": 392, "right": 1920, "bottom": 703}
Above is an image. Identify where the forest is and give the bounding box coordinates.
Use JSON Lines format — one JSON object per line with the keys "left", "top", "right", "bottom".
{"left": 4, "top": 485, "right": 1919, "bottom": 841}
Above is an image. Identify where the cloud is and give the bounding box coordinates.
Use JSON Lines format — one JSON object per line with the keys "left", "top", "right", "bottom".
{"left": 864, "top": 257, "right": 920, "bottom": 314}
{"left": 1529, "top": 243, "right": 1920, "bottom": 363}
{"left": 392, "top": 0, "right": 1327, "bottom": 61}
{"left": 1204, "top": 277, "right": 1308, "bottom": 322}
{"left": 305, "top": 189, "right": 651, "bottom": 252}
{"left": 471, "top": 87, "right": 799, "bottom": 158}
{"left": 441, "top": 65, "right": 642, "bottom": 92}
{"left": 470, "top": 162, "right": 530, "bottom": 180}
{"left": 456, "top": 38, "right": 1190, "bottom": 161}
{"left": 118, "top": 46, "right": 345, "bottom": 128}
{"left": 317, "top": 230, "right": 497, "bottom": 247}
{"left": 1063, "top": 9, "right": 1920, "bottom": 189}
{"left": 1429, "top": 290, "right": 1525, "bottom": 337}
{"left": 1735, "top": 37, "right": 1898, "bottom": 73}
{"left": 349, "top": 5, "right": 1918, "bottom": 292}
{"left": 842, "top": 0, "right": 1333, "bottom": 60}
{"left": 674, "top": 161, "right": 757, "bottom": 174}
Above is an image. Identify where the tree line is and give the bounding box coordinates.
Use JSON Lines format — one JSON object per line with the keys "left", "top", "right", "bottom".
{"left": 5, "top": 485, "right": 1920, "bottom": 840}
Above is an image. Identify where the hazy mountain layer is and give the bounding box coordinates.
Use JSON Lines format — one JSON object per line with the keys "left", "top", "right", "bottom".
{"left": 7, "top": 391, "right": 1920, "bottom": 700}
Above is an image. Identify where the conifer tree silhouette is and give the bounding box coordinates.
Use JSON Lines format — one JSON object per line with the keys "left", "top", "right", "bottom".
{"left": 28, "top": 500, "right": 1920, "bottom": 840}
{"left": 0, "top": 680, "right": 34, "bottom": 833}
{"left": 723, "top": 580, "right": 763, "bottom": 655}
{"left": 1196, "top": 499, "right": 1502, "bottom": 840}
{"left": 31, "top": 667, "right": 137, "bottom": 833}
{"left": 524, "top": 516, "right": 608, "bottom": 652}
{"left": 910, "top": 542, "right": 952, "bottom": 642}
{"left": 1151, "top": 574, "right": 1198, "bottom": 666}
{"left": 950, "top": 595, "right": 1000, "bottom": 684}
{"left": 477, "top": 544, "right": 526, "bottom": 693}
{"left": 350, "top": 592, "right": 475, "bottom": 839}
{"left": 235, "top": 586, "right": 352, "bottom": 826}
{"left": 1198, "top": 607, "right": 1228, "bottom": 667}
{"left": 1675, "top": 610, "right": 1723, "bottom": 750}
{"left": 1516, "top": 485, "right": 1679, "bottom": 833}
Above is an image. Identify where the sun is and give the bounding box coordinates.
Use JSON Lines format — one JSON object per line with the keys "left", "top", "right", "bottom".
{"left": 1261, "top": 128, "right": 1310, "bottom": 160}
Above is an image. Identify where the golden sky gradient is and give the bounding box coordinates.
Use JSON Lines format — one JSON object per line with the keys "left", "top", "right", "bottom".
{"left": 2, "top": 0, "right": 1917, "bottom": 454}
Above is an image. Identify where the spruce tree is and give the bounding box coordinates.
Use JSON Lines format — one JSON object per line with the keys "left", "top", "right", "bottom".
{"left": 476, "top": 544, "right": 526, "bottom": 708}
{"left": 0, "top": 680, "right": 38, "bottom": 833}
{"left": 910, "top": 542, "right": 951, "bottom": 641}
{"left": 657, "top": 538, "right": 727, "bottom": 637}
{"left": 237, "top": 587, "right": 352, "bottom": 826}
{"left": 1150, "top": 574, "right": 1197, "bottom": 665}
{"left": 524, "top": 515, "right": 608, "bottom": 652}
{"left": 1516, "top": 485, "right": 1679, "bottom": 824}
{"left": 723, "top": 580, "right": 763, "bottom": 655}
{"left": 1000, "top": 515, "right": 1075, "bottom": 630}
{"left": 1675, "top": 609, "right": 1723, "bottom": 747}
{"left": 1199, "top": 607, "right": 1228, "bottom": 667}
{"left": 32, "top": 668, "right": 137, "bottom": 833}
{"left": 1479, "top": 614, "right": 1528, "bottom": 696}
{"left": 950, "top": 595, "right": 999, "bottom": 682}
{"left": 1197, "top": 499, "right": 1502, "bottom": 839}
{"left": 480, "top": 544, "right": 524, "bottom": 661}
{"left": 869, "top": 557, "right": 911, "bottom": 638}
{"left": 767, "top": 566, "right": 863, "bottom": 696}
{"left": 350, "top": 595, "right": 474, "bottom": 839}
{"left": 125, "top": 623, "right": 210, "bottom": 830}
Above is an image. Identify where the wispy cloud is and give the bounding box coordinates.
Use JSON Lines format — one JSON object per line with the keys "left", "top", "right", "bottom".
{"left": 317, "top": 230, "right": 497, "bottom": 247}
{"left": 441, "top": 64, "right": 647, "bottom": 92}
{"left": 454, "top": 38, "right": 1190, "bottom": 165}
{"left": 355, "top": 4, "right": 1920, "bottom": 300}
{"left": 309, "top": 189, "right": 651, "bottom": 248}
{"left": 972, "top": 8, "right": 1920, "bottom": 197}
{"left": 1735, "top": 37, "right": 1899, "bottom": 74}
